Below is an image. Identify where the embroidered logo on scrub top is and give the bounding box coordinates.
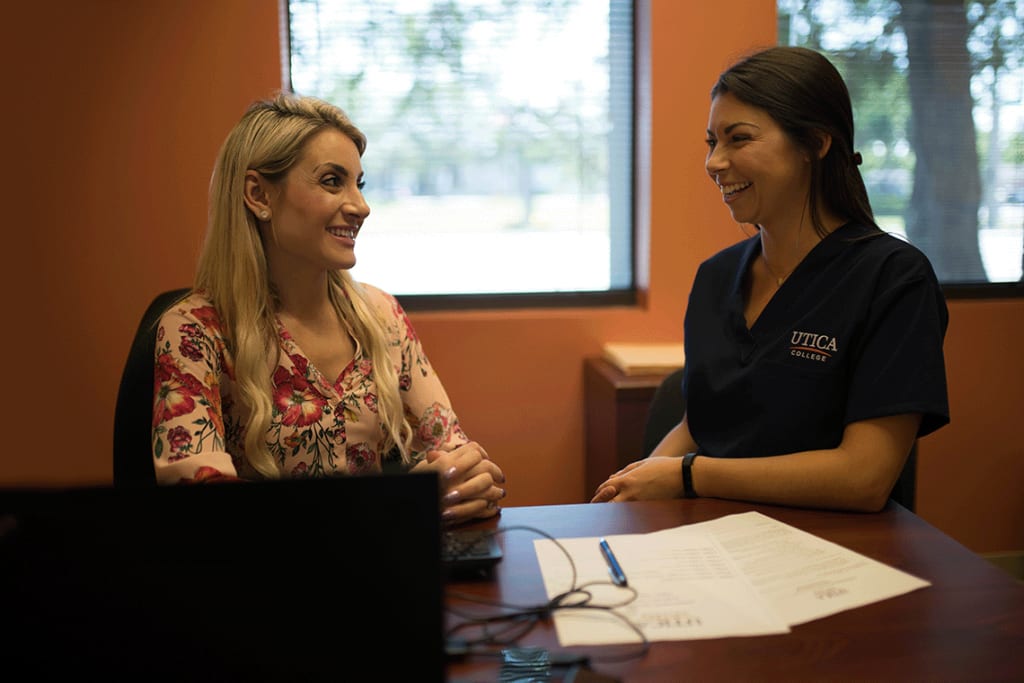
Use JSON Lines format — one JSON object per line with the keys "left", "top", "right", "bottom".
{"left": 789, "top": 330, "right": 837, "bottom": 363}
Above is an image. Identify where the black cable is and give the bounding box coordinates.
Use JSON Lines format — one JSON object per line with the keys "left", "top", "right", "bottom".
{"left": 443, "top": 525, "right": 650, "bottom": 665}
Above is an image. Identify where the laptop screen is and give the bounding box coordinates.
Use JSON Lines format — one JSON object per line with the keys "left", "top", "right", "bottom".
{"left": 0, "top": 472, "right": 445, "bottom": 682}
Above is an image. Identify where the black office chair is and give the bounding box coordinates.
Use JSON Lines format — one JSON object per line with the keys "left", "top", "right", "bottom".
{"left": 889, "top": 443, "right": 918, "bottom": 511}
{"left": 640, "top": 367, "right": 918, "bottom": 511}
{"left": 641, "top": 366, "right": 687, "bottom": 459}
{"left": 112, "top": 288, "right": 191, "bottom": 487}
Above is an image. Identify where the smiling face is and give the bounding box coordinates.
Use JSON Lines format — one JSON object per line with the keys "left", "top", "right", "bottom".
{"left": 259, "top": 127, "right": 370, "bottom": 281}
{"left": 705, "top": 92, "right": 813, "bottom": 230}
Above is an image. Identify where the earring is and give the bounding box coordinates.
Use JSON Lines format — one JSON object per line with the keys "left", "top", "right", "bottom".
{"left": 260, "top": 211, "right": 269, "bottom": 220}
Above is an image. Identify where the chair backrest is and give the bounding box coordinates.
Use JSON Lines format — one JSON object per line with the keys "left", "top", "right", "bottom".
{"left": 641, "top": 366, "right": 687, "bottom": 458}
{"left": 112, "top": 288, "right": 191, "bottom": 486}
{"left": 640, "top": 366, "right": 918, "bottom": 511}
{"left": 890, "top": 442, "right": 918, "bottom": 511}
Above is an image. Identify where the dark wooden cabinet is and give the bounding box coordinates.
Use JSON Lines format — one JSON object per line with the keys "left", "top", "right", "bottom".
{"left": 582, "top": 357, "right": 674, "bottom": 498}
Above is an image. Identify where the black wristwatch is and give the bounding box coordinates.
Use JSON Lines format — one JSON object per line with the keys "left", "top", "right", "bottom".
{"left": 681, "top": 452, "right": 699, "bottom": 499}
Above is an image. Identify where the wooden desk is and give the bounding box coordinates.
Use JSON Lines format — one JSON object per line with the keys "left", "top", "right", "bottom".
{"left": 583, "top": 357, "right": 674, "bottom": 497}
{"left": 446, "top": 499, "right": 1024, "bottom": 682}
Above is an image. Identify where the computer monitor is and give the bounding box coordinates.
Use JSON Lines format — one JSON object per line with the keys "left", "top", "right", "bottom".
{"left": 0, "top": 472, "right": 445, "bottom": 682}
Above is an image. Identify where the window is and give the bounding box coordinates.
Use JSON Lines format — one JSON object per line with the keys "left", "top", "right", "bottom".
{"left": 287, "top": 0, "right": 636, "bottom": 307}
{"left": 779, "top": 0, "right": 1024, "bottom": 292}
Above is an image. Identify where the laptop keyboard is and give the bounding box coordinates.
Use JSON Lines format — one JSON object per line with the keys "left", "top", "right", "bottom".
{"left": 442, "top": 529, "right": 503, "bottom": 576}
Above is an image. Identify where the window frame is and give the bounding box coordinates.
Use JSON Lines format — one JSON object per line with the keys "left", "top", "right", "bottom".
{"left": 942, "top": 281, "right": 1024, "bottom": 299}
{"left": 281, "top": 0, "right": 643, "bottom": 312}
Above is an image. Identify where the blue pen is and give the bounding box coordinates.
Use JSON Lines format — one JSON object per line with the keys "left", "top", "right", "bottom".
{"left": 599, "top": 537, "right": 628, "bottom": 587}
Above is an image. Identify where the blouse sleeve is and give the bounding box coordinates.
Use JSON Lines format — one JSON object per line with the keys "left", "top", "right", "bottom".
{"left": 151, "top": 299, "right": 239, "bottom": 483}
{"left": 365, "top": 284, "right": 470, "bottom": 463}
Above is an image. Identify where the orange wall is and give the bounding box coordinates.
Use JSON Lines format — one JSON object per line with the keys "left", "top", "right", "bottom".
{"left": 3, "top": 1, "right": 1021, "bottom": 553}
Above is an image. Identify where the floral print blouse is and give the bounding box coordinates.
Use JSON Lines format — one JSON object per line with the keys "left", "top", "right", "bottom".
{"left": 151, "top": 284, "right": 468, "bottom": 484}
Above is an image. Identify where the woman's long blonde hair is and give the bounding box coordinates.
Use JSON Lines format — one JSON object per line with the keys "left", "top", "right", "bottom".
{"left": 195, "top": 92, "right": 412, "bottom": 478}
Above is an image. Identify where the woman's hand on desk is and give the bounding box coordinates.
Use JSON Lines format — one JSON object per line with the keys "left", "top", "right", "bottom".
{"left": 591, "top": 457, "right": 683, "bottom": 502}
{"left": 414, "top": 442, "right": 506, "bottom": 523}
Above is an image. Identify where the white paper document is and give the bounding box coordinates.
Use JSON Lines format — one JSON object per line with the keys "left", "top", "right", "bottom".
{"left": 533, "top": 511, "right": 930, "bottom": 646}
{"left": 692, "top": 511, "right": 931, "bottom": 626}
{"left": 534, "top": 525, "right": 790, "bottom": 645}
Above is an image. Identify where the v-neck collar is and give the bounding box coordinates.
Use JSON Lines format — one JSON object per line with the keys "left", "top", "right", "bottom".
{"left": 275, "top": 315, "right": 362, "bottom": 395}
{"left": 728, "top": 222, "right": 863, "bottom": 336}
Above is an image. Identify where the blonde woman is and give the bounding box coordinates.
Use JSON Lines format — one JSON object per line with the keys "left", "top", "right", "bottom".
{"left": 152, "top": 92, "right": 505, "bottom": 523}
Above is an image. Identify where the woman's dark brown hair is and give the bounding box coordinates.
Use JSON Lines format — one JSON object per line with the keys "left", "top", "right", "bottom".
{"left": 711, "top": 46, "right": 879, "bottom": 238}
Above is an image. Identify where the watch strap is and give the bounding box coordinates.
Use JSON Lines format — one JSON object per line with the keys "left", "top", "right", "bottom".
{"left": 681, "top": 452, "right": 698, "bottom": 499}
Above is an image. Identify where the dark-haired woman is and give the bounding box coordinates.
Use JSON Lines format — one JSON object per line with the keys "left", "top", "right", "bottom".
{"left": 592, "top": 47, "right": 948, "bottom": 512}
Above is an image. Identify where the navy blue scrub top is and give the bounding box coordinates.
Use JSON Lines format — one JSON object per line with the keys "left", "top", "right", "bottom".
{"left": 683, "top": 222, "right": 949, "bottom": 460}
